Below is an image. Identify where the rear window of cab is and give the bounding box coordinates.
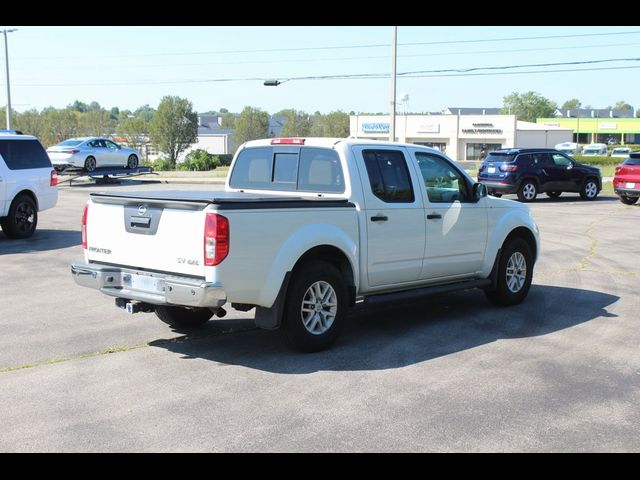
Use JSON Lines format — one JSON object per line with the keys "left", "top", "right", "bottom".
{"left": 229, "top": 146, "right": 345, "bottom": 193}
{"left": 485, "top": 153, "right": 515, "bottom": 163}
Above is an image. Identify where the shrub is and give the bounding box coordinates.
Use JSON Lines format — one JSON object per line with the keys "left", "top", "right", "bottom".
{"left": 218, "top": 154, "right": 234, "bottom": 166}
{"left": 149, "top": 158, "right": 173, "bottom": 171}
{"left": 572, "top": 155, "right": 620, "bottom": 166}
{"left": 180, "top": 149, "right": 221, "bottom": 171}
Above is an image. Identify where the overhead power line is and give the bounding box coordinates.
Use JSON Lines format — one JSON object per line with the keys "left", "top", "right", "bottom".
{"left": 13, "top": 56, "right": 640, "bottom": 87}
{"left": 14, "top": 29, "right": 640, "bottom": 60}
{"left": 13, "top": 41, "right": 640, "bottom": 71}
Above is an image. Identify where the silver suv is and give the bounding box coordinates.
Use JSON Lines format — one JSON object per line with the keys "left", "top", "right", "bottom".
{"left": 0, "top": 131, "right": 58, "bottom": 239}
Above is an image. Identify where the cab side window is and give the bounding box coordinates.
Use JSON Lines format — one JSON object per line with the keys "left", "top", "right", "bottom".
{"left": 362, "top": 149, "right": 415, "bottom": 203}
{"left": 415, "top": 152, "right": 470, "bottom": 203}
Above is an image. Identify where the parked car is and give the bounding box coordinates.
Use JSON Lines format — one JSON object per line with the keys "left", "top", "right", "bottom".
{"left": 71, "top": 138, "right": 540, "bottom": 352}
{"left": 477, "top": 148, "right": 602, "bottom": 202}
{"left": 47, "top": 137, "right": 140, "bottom": 172}
{"left": 554, "top": 142, "right": 581, "bottom": 155}
{"left": 581, "top": 143, "right": 608, "bottom": 156}
{"left": 0, "top": 131, "right": 58, "bottom": 239}
{"left": 610, "top": 147, "right": 631, "bottom": 158}
{"left": 613, "top": 153, "right": 640, "bottom": 205}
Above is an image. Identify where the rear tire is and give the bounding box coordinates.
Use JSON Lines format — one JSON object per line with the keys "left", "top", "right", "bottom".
{"left": 484, "top": 237, "right": 534, "bottom": 306}
{"left": 126, "top": 154, "right": 138, "bottom": 169}
{"left": 546, "top": 191, "right": 562, "bottom": 199}
{"left": 580, "top": 179, "right": 599, "bottom": 200}
{"left": 0, "top": 194, "right": 38, "bottom": 239}
{"left": 517, "top": 180, "right": 537, "bottom": 202}
{"left": 84, "top": 156, "right": 97, "bottom": 172}
{"left": 281, "top": 260, "right": 348, "bottom": 352}
{"left": 155, "top": 306, "right": 212, "bottom": 328}
{"left": 619, "top": 195, "right": 639, "bottom": 205}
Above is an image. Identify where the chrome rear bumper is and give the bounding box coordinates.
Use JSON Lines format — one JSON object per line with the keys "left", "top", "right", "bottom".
{"left": 71, "top": 262, "right": 226, "bottom": 308}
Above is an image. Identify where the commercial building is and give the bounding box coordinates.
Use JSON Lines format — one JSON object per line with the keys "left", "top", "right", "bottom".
{"left": 537, "top": 108, "right": 640, "bottom": 145}
{"left": 350, "top": 112, "right": 572, "bottom": 161}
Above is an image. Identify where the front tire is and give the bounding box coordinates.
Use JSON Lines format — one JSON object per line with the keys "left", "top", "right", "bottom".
{"left": 155, "top": 306, "right": 212, "bottom": 328}
{"left": 84, "top": 156, "right": 97, "bottom": 172}
{"left": 484, "top": 237, "right": 534, "bottom": 306}
{"left": 281, "top": 261, "right": 348, "bottom": 352}
{"left": 517, "top": 180, "right": 537, "bottom": 202}
{"left": 0, "top": 194, "right": 38, "bottom": 239}
{"left": 126, "top": 154, "right": 138, "bottom": 169}
{"left": 580, "top": 179, "right": 599, "bottom": 200}
{"left": 619, "top": 195, "right": 639, "bottom": 205}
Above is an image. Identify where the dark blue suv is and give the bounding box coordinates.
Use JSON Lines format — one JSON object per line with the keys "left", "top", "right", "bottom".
{"left": 477, "top": 148, "right": 602, "bottom": 202}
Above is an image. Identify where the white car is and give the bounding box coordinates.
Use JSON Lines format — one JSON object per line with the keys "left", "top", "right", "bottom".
{"left": 47, "top": 137, "right": 140, "bottom": 172}
{"left": 0, "top": 131, "right": 58, "bottom": 239}
{"left": 71, "top": 138, "right": 540, "bottom": 351}
{"left": 610, "top": 147, "right": 631, "bottom": 158}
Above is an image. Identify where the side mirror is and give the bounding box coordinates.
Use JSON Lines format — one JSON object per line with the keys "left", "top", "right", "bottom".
{"left": 473, "top": 182, "right": 487, "bottom": 201}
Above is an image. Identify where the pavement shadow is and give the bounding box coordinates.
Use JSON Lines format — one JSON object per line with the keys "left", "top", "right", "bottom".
{"left": 0, "top": 229, "right": 81, "bottom": 254}
{"left": 149, "top": 284, "right": 619, "bottom": 374}
{"left": 498, "top": 194, "right": 619, "bottom": 203}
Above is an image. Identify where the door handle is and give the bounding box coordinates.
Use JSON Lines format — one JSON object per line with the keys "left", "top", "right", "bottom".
{"left": 427, "top": 213, "right": 442, "bottom": 220}
{"left": 370, "top": 215, "right": 388, "bottom": 222}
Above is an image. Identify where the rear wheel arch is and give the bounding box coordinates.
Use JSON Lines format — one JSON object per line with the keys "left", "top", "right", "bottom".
{"left": 292, "top": 245, "right": 356, "bottom": 305}
{"left": 11, "top": 189, "right": 38, "bottom": 211}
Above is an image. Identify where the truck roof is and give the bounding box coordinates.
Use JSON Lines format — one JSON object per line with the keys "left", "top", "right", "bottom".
{"left": 240, "top": 137, "right": 446, "bottom": 153}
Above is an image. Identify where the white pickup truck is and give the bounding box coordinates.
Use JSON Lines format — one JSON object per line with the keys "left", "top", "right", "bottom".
{"left": 71, "top": 138, "right": 540, "bottom": 351}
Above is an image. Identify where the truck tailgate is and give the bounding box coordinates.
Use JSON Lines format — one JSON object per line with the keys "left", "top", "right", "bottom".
{"left": 86, "top": 194, "right": 207, "bottom": 277}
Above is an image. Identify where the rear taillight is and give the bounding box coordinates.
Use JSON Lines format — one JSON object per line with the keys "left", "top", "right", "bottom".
{"left": 50, "top": 169, "right": 58, "bottom": 186}
{"left": 204, "top": 213, "right": 229, "bottom": 266}
{"left": 500, "top": 164, "right": 518, "bottom": 172}
{"left": 81, "top": 203, "right": 89, "bottom": 249}
{"left": 64, "top": 149, "right": 80, "bottom": 154}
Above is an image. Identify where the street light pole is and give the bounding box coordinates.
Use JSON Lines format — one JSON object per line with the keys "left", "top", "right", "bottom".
{"left": 389, "top": 26, "right": 397, "bottom": 142}
{"left": 2, "top": 29, "right": 17, "bottom": 130}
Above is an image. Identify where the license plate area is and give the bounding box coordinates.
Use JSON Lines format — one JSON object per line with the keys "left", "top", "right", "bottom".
{"left": 487, "top": 166, "right": 496, "bottom": 173}
{"left": 122, "top": 273, "right": 164, "bottom": 293}
{"left": 626, "top": 182, "right": 636, "bottom": 189}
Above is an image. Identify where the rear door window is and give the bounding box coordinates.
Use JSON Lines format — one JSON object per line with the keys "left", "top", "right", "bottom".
{"left": 0, "top": 139, "right": 52, "bottom": 170}
{"left": 362, "top": 149, "right": 414, "bottom": 203}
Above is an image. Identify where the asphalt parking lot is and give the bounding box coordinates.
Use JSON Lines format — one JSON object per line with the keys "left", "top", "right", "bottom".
{"left": 0, "top": 181, "right": 638, "bottom": 452}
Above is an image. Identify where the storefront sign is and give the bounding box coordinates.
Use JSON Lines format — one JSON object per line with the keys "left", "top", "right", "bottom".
{"left": 417, "top": 123, "right": 440, "bottom": 133}
{"left": 362, "top": 122, "right": 390, "bottom": 134}
{"left": 598, "top": 122, "right": 617, "bottom": 129}
{"left": 461, "top": 123, "right": 503, "bottom": 134}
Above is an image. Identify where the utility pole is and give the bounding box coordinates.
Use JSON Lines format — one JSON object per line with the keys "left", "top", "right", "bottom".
{"left": 2, "top": 29, "right": 17, "bottom": 130}
{"left": 389, "top": 26, "right": 397, "bottom": 142}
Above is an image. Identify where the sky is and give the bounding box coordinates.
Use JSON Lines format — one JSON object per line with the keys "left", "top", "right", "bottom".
{"left": 3, "top": 25, "right": 640, "bottom": 115}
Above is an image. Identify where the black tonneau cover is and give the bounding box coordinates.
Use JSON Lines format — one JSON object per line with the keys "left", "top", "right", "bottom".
{"left": 90, "top": 190, "right": 354, "bottom": 210}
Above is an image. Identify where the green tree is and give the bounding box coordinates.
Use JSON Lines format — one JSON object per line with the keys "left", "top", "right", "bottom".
{"left": 149, "top": 95, "right": 198, "bottom": 168}
{"left": 42, "top": 108, "right": 81, "bottom": 146}
{"left": 233, "top": 106, "right": 269, "bottom": 147}
{"left": 220, "top": 112, "right": 236, "bottom": 129}
{"left": 561, "top": 99, "right": 581, "bottom": 110}
{"left": 109, "top": 106, "right": 120, "bottom": 120}
{"left": 14, "top": 109, "right": 45, "bottom": 139}
{"left": 81, "top": 108, "right": 113, "bottom": 136}
{"left": 501, "top": 91, "right": 557, "bottom": 122}
{"left": 310, "top": 111, "right": 350, "bottom": 137}
{"left": 607, "top": 100, "right": 633, "bottom": 111}
{"left": 69, "top": 100, "right": 88, "bottom": 113}
{"left": 134, "top": 104, "right": 156, "bottom": 122}
{"left": 117, "top": 117, "right": 149, "bottom": 153}
{"left": 278, "top": 109, "right": 312, "bottom": 137}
